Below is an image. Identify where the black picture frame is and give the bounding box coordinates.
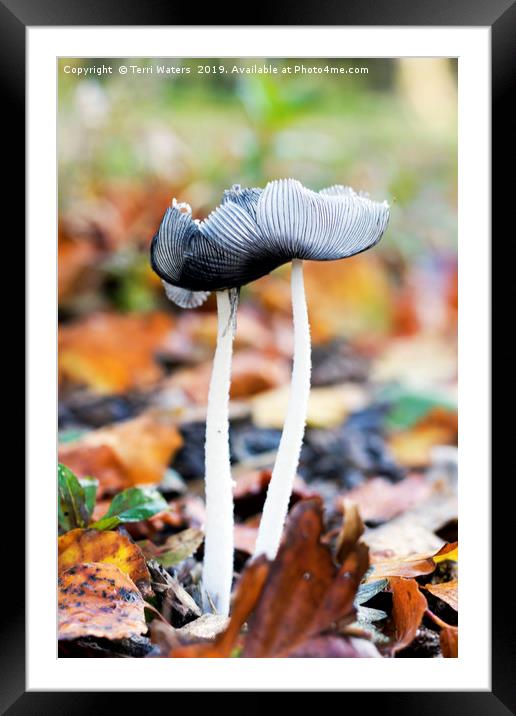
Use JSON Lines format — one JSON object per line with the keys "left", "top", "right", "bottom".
{"left": 4, "top": 0, "right": 508, "bottom": 710}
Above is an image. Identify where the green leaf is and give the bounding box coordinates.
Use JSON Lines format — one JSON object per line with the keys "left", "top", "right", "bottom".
{"left": 58, "top": 463, "right": 90, "bottom": 534}
{"left": 79, "top": 478, "right": 98, "bottom": 522}
{"left": 380, "top": 385, "right": 456, "bottom": 431}
{"left": 90, "top": 487, "right": 168, "bottom": 531}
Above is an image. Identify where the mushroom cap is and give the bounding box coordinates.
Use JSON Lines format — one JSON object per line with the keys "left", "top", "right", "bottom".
{"left": 151, "top": 179, "right": 389, "bottom": 307}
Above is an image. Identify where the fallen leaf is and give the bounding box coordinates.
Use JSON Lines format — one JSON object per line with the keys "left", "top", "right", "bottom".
{"left": 242, "top": 498, "right": 368, "bottom": 657}
{"left": 171, "top": 557, "right": 270, "bottom": 657}
{"left": 58, "top": 231, "right": 100, "bottom": 302}
{"left": 58, "top": 444, "right": 128, "bottom": 497}
{"left": 336, "top": 500, "right": 365, "bottom": 563}
{"left": 367, "top": 552, "right": 437, "bottom": 581}
{"left": 58, "top": 528, "right": 151, "bottom": 596}
{"left": 59, "top": 410, "right": 183, "bottom": 494}
{"left": 138, "top": 528, "right": 204, "bottom": 568}
{"left": 174, "top": 614, "right": 230, "bottom": 644}
{"left": 440, "top": 624, "right": 458, "bottom": 657}
{"left": 302, "top": 256, "right": 394, "bottom": 341}
{"left": 433, "top": 542, "right": 458, "bottom": 563}
{"left": 165, "top": 307, "right": 280, "bottom": 364}
{"left": 388, "top": 408, "right": 458, "bottom": 468}
{"left": 371, "top": 334, "right": 457, "bottom": 387}
{"left": 364, "top": 481, "right": 457, "bottom": 558}
{"left": 367, "top": 542, "right": 457, "bottom": 582}
{"left": 168, "top": 350, "right": 290, "bottom": 404}
{"left": 171, "top": 498, "right": 368, "bottom": 658}
{"left": 251, "top": 383, "right": 368, "bottom": 429}
{"left": 340, "top": 475, "right": 432, "bottom": 523}
{"left": 426, "top": 608, "right": 458, "bottom": 657}
{"left": 59, "top": 311, "right": 174, "bottom": 394}
{"left": 58, "top": 562, "right": 147, "bottom": 641}
{"left": 147, "top": 560, "right": 201, "bottom": 624}
{"left": 387, "top": 577, "right": 428, "bottom": 655}
{"left": 423, "top": 580, "right": 458, "bottom": 611}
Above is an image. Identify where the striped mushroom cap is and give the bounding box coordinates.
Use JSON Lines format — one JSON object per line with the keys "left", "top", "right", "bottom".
{"left": 151, "top": 178, "right": 390, "bottom": 308}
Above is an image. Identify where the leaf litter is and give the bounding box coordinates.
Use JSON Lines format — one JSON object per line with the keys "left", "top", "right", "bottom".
{"left": 57, "top": 178, "right": 459, "bottom": 659}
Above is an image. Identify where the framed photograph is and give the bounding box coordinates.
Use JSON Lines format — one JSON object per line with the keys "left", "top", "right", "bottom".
{"left": 5, "top": 0, "right": 507, "bottom": 708}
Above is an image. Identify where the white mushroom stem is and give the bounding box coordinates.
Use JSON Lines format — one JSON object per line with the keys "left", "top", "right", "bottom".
{"left": 202, "top": 290, "right": 236, "bottom": 616}
{"left": 254, "top": 259, "right": 311, "bottom": 559}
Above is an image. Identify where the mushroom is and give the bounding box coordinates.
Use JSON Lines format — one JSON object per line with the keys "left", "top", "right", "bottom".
{"left": 150, "top": 180, "right": 389, "bottom": 609}
{"left": 249, "top": 180, "right": 389, "bottom": 559}
{"left": 151, "top": 198, "right": 240, "bottom": 617}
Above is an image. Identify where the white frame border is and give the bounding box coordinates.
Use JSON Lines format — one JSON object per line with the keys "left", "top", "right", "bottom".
{"left": 27, "top": 26, "right": 490, "bottom": 691}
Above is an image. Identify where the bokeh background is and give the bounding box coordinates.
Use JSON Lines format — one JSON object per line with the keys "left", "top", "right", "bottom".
{"left": 58, "top": 58, "right": 457, "bottom": 552}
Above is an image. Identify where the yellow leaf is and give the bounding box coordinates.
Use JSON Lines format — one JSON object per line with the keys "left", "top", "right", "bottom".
{"left": 58, "top": 528, "right": 151, "bottom": 596}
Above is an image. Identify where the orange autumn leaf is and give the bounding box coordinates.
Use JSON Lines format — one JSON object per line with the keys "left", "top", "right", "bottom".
{"left": 388, "top": 577, "right": 428, "bottom": 655}
{"left": 423, "top": 580, "right": 458, "bottom": 611}
{"left": 58, "top": 233, "right": 100, "bottom": 302}
{"left": 426, "top": 609, "right": 458, "bottom": 658}
{"left": 251, "top": 255, "right": 394, "bottom": 342}
{"left": 440, "top": 624, "right": 458, "bottom": 657}
{"left": 58, "top": 444, "right": 127, "bottom": 496}
{"left": 58, "top": 562, "right": 147, "bottom": 641}
{"left": 59, "top": 311, "right": 174, "bottom": 394}
{"left": 168, "top": 350, "right": 290, "bottom": 404}
{"left": 58, "top": 529, "right": 151, "bottom": 596}
{"left": 388, "top": 408, "right": 458, "bottom": 468}
{"left": 59, "top": 409, "right": 183, "bottom": 495}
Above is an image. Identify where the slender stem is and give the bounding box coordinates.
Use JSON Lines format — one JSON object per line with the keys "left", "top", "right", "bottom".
{"left": 202, "top": 290, "right": 236, "bottom": 616}
{"left": 254, "top": 259, "right": 311, "bottom": 559}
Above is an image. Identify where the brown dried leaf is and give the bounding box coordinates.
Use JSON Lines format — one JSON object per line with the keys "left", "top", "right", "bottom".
{"left": 387, "top": 577, "right": 428, "bottom": 655}
{"left": 426, "top": 607, "right": 458, "bottom": 657}
{"left": 58, "top": 528, "right": 152, "bottom": 596}
{"left": 367, "top": 541, "right": 457, "bottom": 582}
{"left": 336, "top": 500, "right": 365, "bottom": 563}
{"left": 423, "top": 580, "right": 458, "bottom": 611}
{"left": 59, "top": 410, "right": 183, "bottom": 495}
{"left": 368, "top": 554, "right": 437, "bottom": 581}
{"left": 58, "top": 562, "right": 147, "bottom": 641}
{"left": 440, "top": 624, "right": 458, "bottom": 657}
{"left": 243, "top": 498, "right": 369, "bottom": 657}
{"left": 171, "top": 498, "right": 368, "bottom": 658}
